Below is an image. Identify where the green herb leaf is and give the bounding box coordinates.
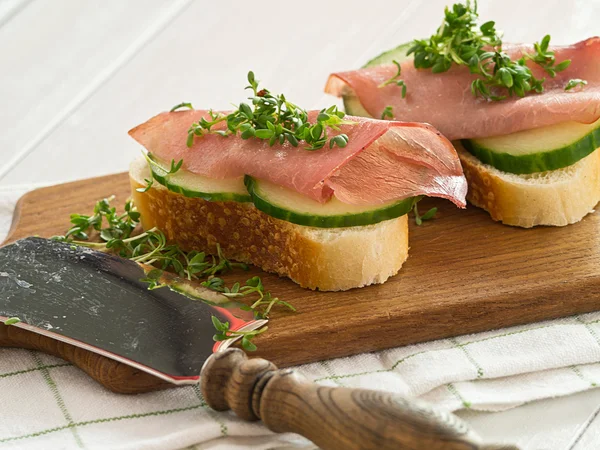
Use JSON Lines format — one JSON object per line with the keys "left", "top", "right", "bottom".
{"left": 210, "top": 316, "right": 267, "bottom": 352}
{"left": 169, "top": 159, "right": 183, "bottom": 174}
{"left": 420, "top": 207, "right": 438, "bottom": 221}
{"left": 139, "top": 269, "right": 166, "bottom": 290}
{"left": 241, "top": 336, "right": 257, "bottom": 352}
{"left": 381, "top": 106, "right": 394, "bottom": 120}
{"left": 136, "top": 178, "right": 154, "bottom": 193}
{"left": 211, "top": 315, "right": 228, "bottom": 333}
{"left": 170, "top": 102, "right": 194, "bottom": 112}
{"left": 246, "top": 276, "right": 263, "bottom": 289}
{"left": 565, "top": 79, "right": 587, "bottom": 91}
{"left": 412, "top": 202, "right": 437, "bottom": 226}
{"left": 255, "top": 129, "right": 274, "bottom": 139}
{"left": 4, "top": 317, "right": 21, "bottom": 326}
{"left": 379, "top": 60, "right": 408, "bottom": 98}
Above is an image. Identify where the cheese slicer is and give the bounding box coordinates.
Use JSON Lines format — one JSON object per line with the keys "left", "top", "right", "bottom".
{"left": 0, "top": 237, "right": 515, "bottom": 450}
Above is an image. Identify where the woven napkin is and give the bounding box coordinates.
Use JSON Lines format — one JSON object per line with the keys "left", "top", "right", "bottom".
{"left": 1, "top": 185, "right": 599, "bottom": 450}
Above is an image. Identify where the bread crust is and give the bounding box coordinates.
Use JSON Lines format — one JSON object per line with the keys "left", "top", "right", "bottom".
{"left": 457, "top": 142, "right": 600, "bottom": 228}
{"left": 130, "top": 159, "right": 409, "bottom": 291}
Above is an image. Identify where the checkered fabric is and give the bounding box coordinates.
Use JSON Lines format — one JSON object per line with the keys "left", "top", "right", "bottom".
{"left": 1, "top": 186, "right": 600, "bottom": 450}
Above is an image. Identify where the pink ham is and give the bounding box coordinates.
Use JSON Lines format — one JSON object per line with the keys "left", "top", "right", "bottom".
{"left": 325, "top": 37, "right": 600, "bottom": 140}
{"left": 129, "top": 110, "right": 467, "bottom": 207}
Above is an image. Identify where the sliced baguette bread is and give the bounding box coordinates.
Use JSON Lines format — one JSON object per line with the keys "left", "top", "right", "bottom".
{"left": 129, "top": 157, "right": 409, "bottom": 291}
{"left": 456, "top": 141, "right": 600, "bottom": 228}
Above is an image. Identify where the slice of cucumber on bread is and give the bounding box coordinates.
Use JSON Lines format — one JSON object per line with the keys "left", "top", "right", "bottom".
{"left": 461, "top": 118, "right": 600, "bottom": 175}
{"left": 130, "top": 157, "right": 410, "bottom": 291}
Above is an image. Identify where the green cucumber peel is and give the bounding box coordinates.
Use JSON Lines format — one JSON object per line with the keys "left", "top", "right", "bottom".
{"left": 245, "top": 176, "right": 417, "bottom": 228}
{"left": 462, "top": 126, "right": 600, "bottom": 174}
{"left": 362, "top": 42, "right": 413, "bottom": 68}
{"left": 146, "top": 153, "right": 252, "bottom": 202}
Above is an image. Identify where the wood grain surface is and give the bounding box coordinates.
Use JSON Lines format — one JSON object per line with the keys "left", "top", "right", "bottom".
{"left": 4, "top": 172, "right": 600, "bottom": 368}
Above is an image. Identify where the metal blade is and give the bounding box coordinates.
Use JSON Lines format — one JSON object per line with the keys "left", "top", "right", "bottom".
{"left": 0, "top": 237, "right": 266, "bottom": 384}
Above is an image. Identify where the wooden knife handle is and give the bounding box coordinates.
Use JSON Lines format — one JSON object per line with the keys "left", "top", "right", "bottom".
{"left": 201, "top": 348, "right": 518, "bottom": 450}
{"left": 0, "top": 323, "right": 172, "bottom": 393}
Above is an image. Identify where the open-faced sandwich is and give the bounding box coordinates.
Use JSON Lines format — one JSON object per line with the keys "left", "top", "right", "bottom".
{"left": 129, "top": 73, "right": 467, "bottom": 291}
{"left": 325, "top": 1, "right": 600, "bottom": 228}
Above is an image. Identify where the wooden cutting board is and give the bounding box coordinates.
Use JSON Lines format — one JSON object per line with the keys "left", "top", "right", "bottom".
{"left": 5, "top": 172, "right": 600, "bottom": 368}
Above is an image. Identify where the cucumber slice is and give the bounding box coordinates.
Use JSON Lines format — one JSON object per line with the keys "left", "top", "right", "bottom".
{"left": 362, "top": 42, "right": 413, "bottom": 68}
{"left": 343, "top": 42, "right": 413, "bottom": 117}
{"left": 462, "top": 118, "right": 600, "bottom": 174}
{"left": 245, "top": 176, "right": 416, "bottom": 228}
{"left": 343, "top": 95, "right": 373, "bottom": 118}
{"left": 147, "top": 154, "right": 251, "bottom": 202}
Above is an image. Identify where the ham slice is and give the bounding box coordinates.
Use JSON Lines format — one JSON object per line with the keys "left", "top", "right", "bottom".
{"left": 129, "top": 110, "right": 467, "bottom": 207}
{"left": 325, "top": 37, "right": 600, "bottom": 140}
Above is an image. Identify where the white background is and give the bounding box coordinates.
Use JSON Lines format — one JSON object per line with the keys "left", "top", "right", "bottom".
{"left": 2, "top": 0, "right": 600, "bottom": 447}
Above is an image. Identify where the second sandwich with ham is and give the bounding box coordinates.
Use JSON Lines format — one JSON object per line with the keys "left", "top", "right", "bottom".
{"left": 326, "top": 1, "right": 600, "bottom": 228}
